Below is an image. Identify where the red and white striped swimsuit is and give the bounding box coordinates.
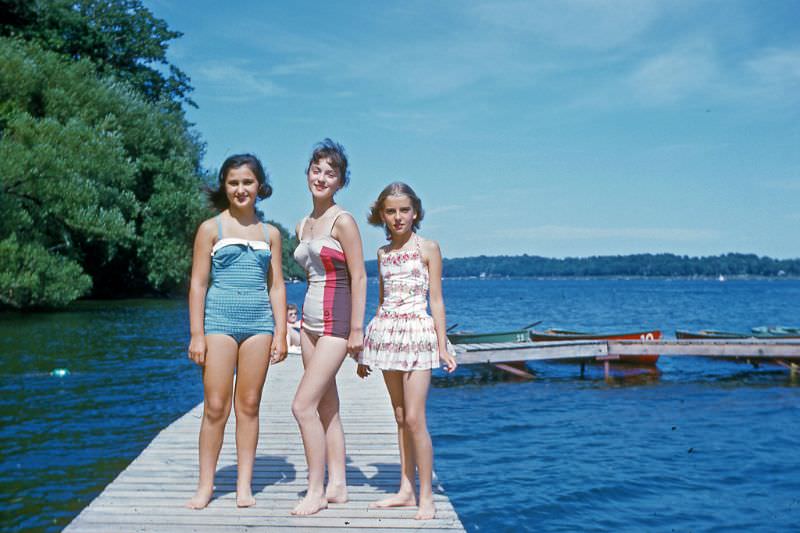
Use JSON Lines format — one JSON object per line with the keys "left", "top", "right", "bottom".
{"left": 293, "top": 211, "right": 352, "bottom": 339}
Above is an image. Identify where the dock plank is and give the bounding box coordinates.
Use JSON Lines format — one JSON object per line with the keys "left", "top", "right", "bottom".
{"left": 454, "top": 339, "right": 800, "bottom": 363}
{"left": 65, "top": 356, "right": 465, "bottom": 532}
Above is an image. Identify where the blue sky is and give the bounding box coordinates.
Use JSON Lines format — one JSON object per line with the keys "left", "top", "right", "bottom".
{"left": 147, "top": 0, "right": 799, "bottom": 259}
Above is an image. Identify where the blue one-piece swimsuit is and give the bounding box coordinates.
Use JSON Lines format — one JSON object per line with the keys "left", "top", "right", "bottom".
{"left": 204, "top": 216, "right": 274, "bottom": 343}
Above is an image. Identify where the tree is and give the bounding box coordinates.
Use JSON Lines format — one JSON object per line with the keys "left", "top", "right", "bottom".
{"left": 0, "top": 0, "right": 193, "bottom": 108}
{"left": 0, "top": 37, "right": 207, "bottom": 308}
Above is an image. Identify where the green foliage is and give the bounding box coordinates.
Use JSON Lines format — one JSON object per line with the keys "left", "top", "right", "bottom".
{"left": 0, "top": 235, "right": 92, "bottom": 308}
{"left": 0, "top": 0, "right": 194, "bottom": 107}
{"left": 368, "top": 253, "right": 800, "bottom": 279}
{"left": 0, "top": 37, "right": 207, "bottom": 308}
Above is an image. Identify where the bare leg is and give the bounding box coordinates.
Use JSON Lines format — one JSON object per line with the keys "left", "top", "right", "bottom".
{"left": 186, "top": 335, "right": 237, "bottom": 509}
{"left": 404, "top": 370, "right": 435, "bottom": 520}
{"left": 370, "top": 370, "right": 416, "bottom": 508}
{"left": 319, "top": 379, "right": 348, "bottom": 503}
{"left": 291, "top": 331, "right": 348, "bottom": 515}
{"left": 233, "top": 334, "right": 271, "bottom": 507}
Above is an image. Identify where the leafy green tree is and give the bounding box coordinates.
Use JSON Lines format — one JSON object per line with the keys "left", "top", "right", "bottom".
{"left": 0, "top": 37, "right": 207, "bottom": 308}
{"left": 0, "top": 0, "right": 194, "bottom": 107}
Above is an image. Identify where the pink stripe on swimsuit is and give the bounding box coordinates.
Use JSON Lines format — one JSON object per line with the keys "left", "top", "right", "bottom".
{"left": 293, "top": 212, "right": 352, "bottom": 339}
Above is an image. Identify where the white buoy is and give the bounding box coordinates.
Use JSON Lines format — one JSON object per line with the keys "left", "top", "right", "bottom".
{"left": 50, "top": 368, "right": 70, "bottom": 377}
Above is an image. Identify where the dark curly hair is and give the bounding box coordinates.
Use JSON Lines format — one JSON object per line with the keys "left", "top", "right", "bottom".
{"left": 306, "top": 138, "right": 350, "bottom": 188}
{"left": 207, "top": 154, "right": 272, "bottom": 211}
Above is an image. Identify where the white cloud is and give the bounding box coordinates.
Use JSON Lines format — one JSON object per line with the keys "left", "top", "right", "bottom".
{"left": 627, "top": 40, "right": 719, "bottom": 104}
{"left": 426, "top": 204, "right": 464, "bottom": 216}
{"left": 745, "top": 47, "right": 800, "bottom": 100}
{"left": 469, "top": 0, "right": 662, "bottom": 50}
{"left": 194, "top": 62, "right": 284, "bottom": 102}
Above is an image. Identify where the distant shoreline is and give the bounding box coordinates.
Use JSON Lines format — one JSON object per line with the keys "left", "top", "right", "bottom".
{"left": 366, "top": 252, "right": 800, "bottom": 279}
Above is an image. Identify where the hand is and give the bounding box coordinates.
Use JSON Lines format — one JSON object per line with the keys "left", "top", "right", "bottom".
{"left": 270, "top": 335, "right": 288, "bottom": 364}
{"left": 188, "top": 335, "right": 206, "bottom": 366}
{"left": 440, "top": 350, "right": 457, "bottom": 373}
{"left": 347, "top": 329, "right": 364, "bottom": 359}
{"left": 357, "top": 363, "right": 372, "bottom": 379}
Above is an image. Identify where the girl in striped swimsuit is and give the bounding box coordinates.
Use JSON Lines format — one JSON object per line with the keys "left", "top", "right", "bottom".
{"left": 187, "top": 154, "right": 288, "bottom": 510}
{"left": 291, "top": 139, "right": 367, "bottom": 516}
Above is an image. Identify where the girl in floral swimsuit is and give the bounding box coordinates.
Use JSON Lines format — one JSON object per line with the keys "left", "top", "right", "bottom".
{"left": 358, "top": 182, "right": 457, "bottom": 520}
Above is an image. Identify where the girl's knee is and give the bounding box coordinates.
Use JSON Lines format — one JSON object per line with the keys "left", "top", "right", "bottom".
{"left": 235, "top": 394, "right": 261, "bottom": 419}
{"left": 292, "top": 399, "right": 315, "bottom": 424}
{"left": 404, "top": 411, "right": 426, "bottom": 434}
{"left": 392, "top": 406, "right": 405, "bottom": 426}
{"left": 204, "top": 397, "right": 231, "bottom": 424}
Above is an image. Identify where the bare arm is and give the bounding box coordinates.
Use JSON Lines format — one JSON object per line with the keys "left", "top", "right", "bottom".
{"left": 357, "top": 250, "right": 383, "bottom": 378}
{"left": 267, "top": 224, "right": 288, "bottom": 363}
{"left": 188, "top": 219, "right": 215, "bottom": 366}
{"left": 333, "top": 213, "right": 367, "bottom": 356}
{"left": 423, "top": 238, "right": 457, "bottom": 373}
{"left": 376, "top": 249, "right": 384, "bottom": 312}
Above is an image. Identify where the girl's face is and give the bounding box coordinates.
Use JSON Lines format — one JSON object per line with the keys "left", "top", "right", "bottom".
{"left": 225, "top": 165, "right": 260, "bottom": 210}
{"left": 306, "top": 158, "right": 341, "bottom": 200}
{"left": 287, "top": 308, "right": 298, "bottom": 324}
{"left": 381, "top": 194, "right": 416, "bottom": 238}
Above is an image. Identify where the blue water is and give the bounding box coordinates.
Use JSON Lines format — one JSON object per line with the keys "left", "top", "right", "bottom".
{"left": 1, "top": 279, "right": 798, "bottom": 532}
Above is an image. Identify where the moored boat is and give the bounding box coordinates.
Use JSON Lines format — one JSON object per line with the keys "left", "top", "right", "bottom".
{"left": 447, "top": 329, "right": 531, "bottom": 344}
{"left": 676, "top": 328, "right": 800, "bottom": 339}
{"left": 529, "top": 328, "right": 662, "bottom": 365}
{"left": 675, "top": 330, "right": 750, "bottom": 339}
{"left": 750, "top": 326, "right": 800, "bottom": 337}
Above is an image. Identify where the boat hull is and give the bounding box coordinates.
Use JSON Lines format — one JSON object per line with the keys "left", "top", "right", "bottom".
{"left": 530, "top": 329, "right": 662, "bottom": 365}
{"left": 448, "top": 329, "right": 530, "bottom": 345}
{"left": 676, "top": 329, "right": 800, "bottom": 339}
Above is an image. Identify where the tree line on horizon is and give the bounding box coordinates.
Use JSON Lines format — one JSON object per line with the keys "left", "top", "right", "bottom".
{"left": 0, "top": 0, "right": 304, "bottom": 310}
{"left": 364, "top": 252, "right": 800, "bottom": 278}
{"left": 428, "top": 253, "right": 800, "bottom": 278}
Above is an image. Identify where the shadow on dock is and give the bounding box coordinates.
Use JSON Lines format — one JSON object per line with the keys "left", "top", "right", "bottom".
{"left": 213, "top": 454, "right": 296, "bottom": 500}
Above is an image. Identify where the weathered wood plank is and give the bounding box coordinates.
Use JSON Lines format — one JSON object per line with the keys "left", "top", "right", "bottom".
{"left": 65, "top": 356, "right": 465, "bottom": 532}
{"left": 454, "top": 339, "right": 800, "bottom": 362}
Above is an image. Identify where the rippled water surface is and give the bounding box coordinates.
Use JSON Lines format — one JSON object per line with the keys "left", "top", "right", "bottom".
{"left": 1, "top": 279, "right": 799, "bottom": 532}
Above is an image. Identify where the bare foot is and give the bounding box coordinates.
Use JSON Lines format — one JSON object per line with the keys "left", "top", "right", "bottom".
{"left": 369, "top": 491, "right": 417, "bottom": 509}
{"left": 325, "top": 483, "right": 348, "bottom": 504}
{"left": 236, "top": 492, "right": 256, "bottom": 508}
{"left": 415, "top": 499, "right": 436, "bottom": 520}
{"left": 291, "top": 493, "right": 328, "bottom": 515}
{"left": 185, "top": 487, "right": 213, "bottom": 510}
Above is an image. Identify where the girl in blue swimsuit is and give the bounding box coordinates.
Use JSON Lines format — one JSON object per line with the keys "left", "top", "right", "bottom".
{"left": 187, "top": 154, "right": 288, "bottom": 510}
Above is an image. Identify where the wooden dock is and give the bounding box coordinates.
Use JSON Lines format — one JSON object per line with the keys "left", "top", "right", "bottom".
{"left": 454, "top": 339, "right": 800, "bottom": 375}
{"left": 65, "top": 356, "right": 466, "bottom": 532}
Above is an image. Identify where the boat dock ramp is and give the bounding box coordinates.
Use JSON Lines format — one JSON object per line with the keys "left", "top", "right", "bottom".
{"left": 453, "top": 338, "right": 800, "bottom": 377}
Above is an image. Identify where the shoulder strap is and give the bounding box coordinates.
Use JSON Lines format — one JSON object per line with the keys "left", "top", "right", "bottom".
{"left": 328, "top": 210, "right": 349, "bottom": 236}
{"left": 216, "top": 215, "right": 223, "bottom": 239}
{"left": 261, "top": 222, "right": 270, "bottom": 244}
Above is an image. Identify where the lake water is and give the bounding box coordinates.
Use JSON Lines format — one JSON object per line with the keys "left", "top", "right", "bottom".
{"left": 1, "top": 279, "right": 798, "bottom": 532}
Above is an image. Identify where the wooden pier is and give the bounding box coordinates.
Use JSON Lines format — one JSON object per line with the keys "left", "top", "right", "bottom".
{"left": 65, "top": 356, "right": 466, "bottom": 532}
{"left": 454, "top": 339, "right": 800, "bottom": 376}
